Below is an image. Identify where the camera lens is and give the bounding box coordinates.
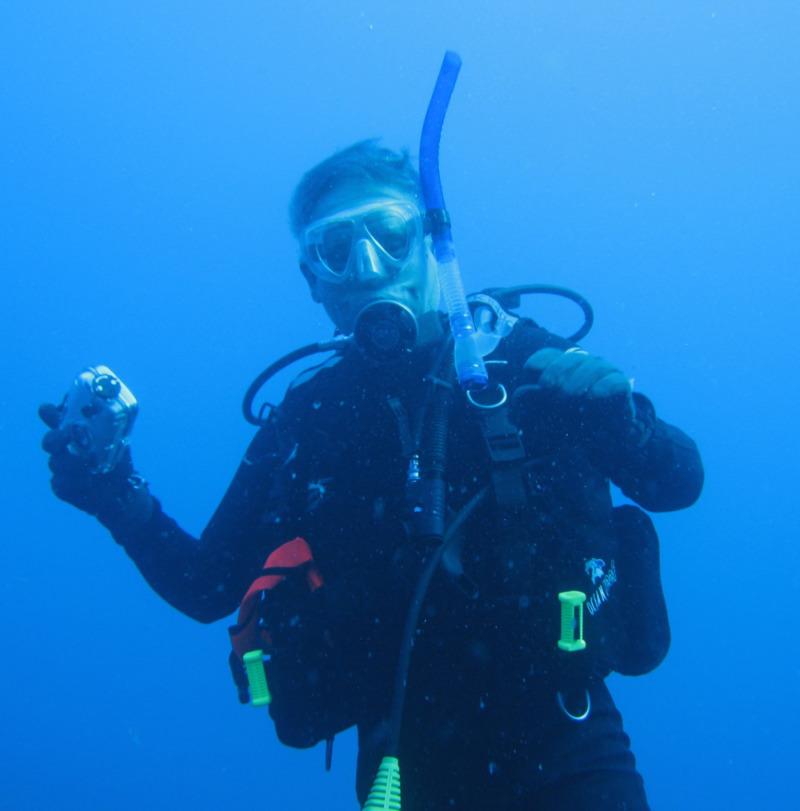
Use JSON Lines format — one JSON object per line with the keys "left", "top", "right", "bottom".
{"left": 93, "top": 374, "right": 121, "bottom": 399}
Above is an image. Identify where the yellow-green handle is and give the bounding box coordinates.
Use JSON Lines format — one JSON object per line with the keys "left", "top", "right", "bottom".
{"left": 558, "top": 591, "right": 587, "bottom": 652}
{"left": 243, "top": 649, "right": 272, "bottom": 707}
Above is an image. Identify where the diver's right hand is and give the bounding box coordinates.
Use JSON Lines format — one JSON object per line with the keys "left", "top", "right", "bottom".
{"left": 39, "top": 402, "right": 153, "bottom": 532}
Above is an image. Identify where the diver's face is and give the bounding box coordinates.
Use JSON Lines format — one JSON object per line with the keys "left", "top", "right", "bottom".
{"left": 300, "top": 185, "right": 441, "bottom": 335}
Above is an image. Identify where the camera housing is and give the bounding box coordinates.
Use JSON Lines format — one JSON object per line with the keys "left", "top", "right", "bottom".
{"left": 60, "top": 365, "right": 138, "bottom": 474}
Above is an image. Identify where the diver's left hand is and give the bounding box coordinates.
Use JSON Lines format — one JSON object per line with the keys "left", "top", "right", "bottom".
{"left": 524, "top": 347, "right": 633, "bottom": 402}
{"left": 512, "top": 347, "right": 636, "bottom": 444}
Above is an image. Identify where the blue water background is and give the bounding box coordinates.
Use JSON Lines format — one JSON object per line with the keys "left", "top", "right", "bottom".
{"left": 2, "top": 3, "right": 797, "bottom": 808}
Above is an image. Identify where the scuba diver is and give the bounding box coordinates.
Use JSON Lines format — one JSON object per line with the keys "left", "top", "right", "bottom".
{"left": 40, "top": 56, "right": 703, "bottom": 811}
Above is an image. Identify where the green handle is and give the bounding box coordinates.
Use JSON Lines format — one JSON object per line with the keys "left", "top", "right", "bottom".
{"left": 243, "top": 649, "right": 272, "bottom": 707}
{"left": 558, "top": 591, "right": 587, "bottom": 652}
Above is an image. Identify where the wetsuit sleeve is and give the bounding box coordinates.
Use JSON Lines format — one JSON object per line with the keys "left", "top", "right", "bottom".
{"left": 604, "top": 392, "right": 704, "bottom": 513}
{"left": 111, "top": 422, "right": 285, "bottom": 623}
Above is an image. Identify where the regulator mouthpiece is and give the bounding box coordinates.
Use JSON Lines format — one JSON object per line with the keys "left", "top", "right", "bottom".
{"left": 353, "top": 300, "right": 418, "bottom": 362}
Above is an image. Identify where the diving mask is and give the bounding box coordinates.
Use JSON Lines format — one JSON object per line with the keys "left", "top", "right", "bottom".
{"left": 302, "top": 199, "right": 424, "bottom": 284}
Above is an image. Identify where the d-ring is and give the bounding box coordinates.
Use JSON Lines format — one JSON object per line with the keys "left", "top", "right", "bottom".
{"left": 466, "top": 382, "right": 507, "bottom": 410}
{"left": 466, "top": 359, "right": 509, "bottom": 410}
{"left": 556, "top": 688, "right": 592, "bottom": 722}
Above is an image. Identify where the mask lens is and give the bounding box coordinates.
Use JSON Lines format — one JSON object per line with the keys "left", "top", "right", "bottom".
{"left": 315, "top": 221, "right": 355, "bottom": 275}
{"left": 365, "top": 209, "right": 413, "bottom": 261}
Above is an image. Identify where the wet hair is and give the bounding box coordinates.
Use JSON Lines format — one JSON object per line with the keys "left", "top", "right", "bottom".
{"left": 289, "top": 139, "right": 420, "bottom": 238}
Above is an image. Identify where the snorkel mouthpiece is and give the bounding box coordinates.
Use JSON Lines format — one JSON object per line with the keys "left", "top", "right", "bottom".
{"left": 420, "top": 51, "right": 488, "bottom": 391}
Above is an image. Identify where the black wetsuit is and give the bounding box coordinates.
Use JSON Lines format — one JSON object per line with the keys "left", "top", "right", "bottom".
{"left": 113, "top": 318, "right": 703, "bottom": 810}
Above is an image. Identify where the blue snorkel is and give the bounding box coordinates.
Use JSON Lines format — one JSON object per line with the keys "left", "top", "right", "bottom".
{"left": 420, "top": 51, "right": 489, "bottom": 391}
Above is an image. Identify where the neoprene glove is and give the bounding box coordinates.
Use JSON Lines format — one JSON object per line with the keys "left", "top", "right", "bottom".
{"left": 39, "top": 402, "right": 153, "bottom": 532}
{"left": 511, "top": 347, "right": 645, "bottom": 450}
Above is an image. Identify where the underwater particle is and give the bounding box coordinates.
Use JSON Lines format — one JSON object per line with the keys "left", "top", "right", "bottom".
{"left": 488, "top": 761, "right": 497, "bottom": 776}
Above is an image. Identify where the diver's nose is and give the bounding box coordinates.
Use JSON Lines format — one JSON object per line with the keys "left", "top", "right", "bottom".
{"left": 352, "top": 238, "right": 388, "bottom": 284}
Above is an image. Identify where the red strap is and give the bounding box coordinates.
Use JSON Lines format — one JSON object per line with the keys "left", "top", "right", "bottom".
{"left": 229, "top": 537, "right": 323, "bottom": 660}
{"left": 266, "top": 536, "right": 316, "bottom": 570}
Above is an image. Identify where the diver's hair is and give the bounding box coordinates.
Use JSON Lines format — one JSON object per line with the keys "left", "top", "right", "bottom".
{"left": 289, "top": 139, "right": 420, "bottom": 238}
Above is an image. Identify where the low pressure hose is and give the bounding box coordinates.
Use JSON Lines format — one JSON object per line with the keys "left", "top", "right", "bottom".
{"left": 420, "top": 52, "right": 488, "bottom": 391}
{"left": 242, "top": 336, "right": 351, "bottom": 426}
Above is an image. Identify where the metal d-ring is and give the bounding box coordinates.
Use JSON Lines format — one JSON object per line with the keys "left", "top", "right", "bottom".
{"left": 466, "top": 360, "right": 508, "bottom": 410}
{"left": 467, "top": 382, "right": 507, "bottom": 410}
{"left": 556, "top": 688, "right": 592, "bottom": 722}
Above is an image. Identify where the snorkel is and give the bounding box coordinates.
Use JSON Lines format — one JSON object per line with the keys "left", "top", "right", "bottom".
{"left": 419, "top": 51, "right": 488, "bottom": 391}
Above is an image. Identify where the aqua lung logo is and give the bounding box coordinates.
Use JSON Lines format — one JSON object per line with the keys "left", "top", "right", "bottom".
{"left": 584, "top": 558, "right": 618, "bottom": 616}
{"left": 306, "top": 477, "right": 333, "bottom": 512}
{"left": 584, "top": 558, "right": 605, "bottom": 584}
